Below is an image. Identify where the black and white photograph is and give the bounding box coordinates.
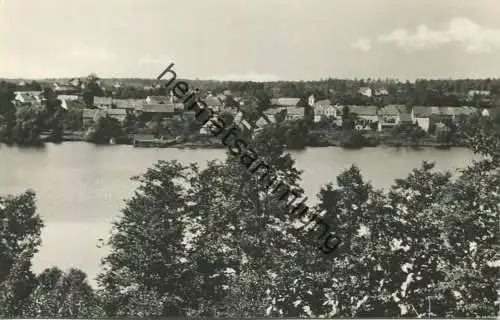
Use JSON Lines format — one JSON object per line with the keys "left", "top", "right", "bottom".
{"left": 0, "top": 0, "right": 499, "bottom": 318}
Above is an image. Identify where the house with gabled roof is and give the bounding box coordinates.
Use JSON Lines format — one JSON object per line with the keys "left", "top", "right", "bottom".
{"left": 411, "top": 106, "right": 433, "bottom": 132}
{"left": 358, "top": 87, "right": 372, "bottom": 97}
{"left": 284, "top": 106, "right": 305, "bottom": 121}
{"left": 377, "top": 105, "right": 401, "bottom": 131}
{"left": 468, "top": 90, "right": 490, "bottom": 98}
{"left": 313, "top": 100, "right": 338, "bottom": 122}
{"left": 348, "top": 105, "right": 379, "bottom": 130}
{"left": 14, "top": 92, "right": 40, "bottom": 105}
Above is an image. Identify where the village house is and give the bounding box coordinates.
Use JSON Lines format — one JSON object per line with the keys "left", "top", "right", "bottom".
{"left": 284, "top": 106, "right": 305, "bottom": 121}
{"left": 429, "top": 106, "right": 455, "bottom": 126}
{"left": 348, "top": 105, "right": 379, "bottom": 130}
{"left": 13, "top": 91, "right": 41, "bottom": 105}
{"left": 374, "top": 88, "right": 389, "bottom": 96}
{"left": 358, "top": 87, "right": 372, "bottom": 97}
{"left": 411, "top": 106, "right": 433, "bottom": 132}
{"left": 255, "top": 109, "right": 280, "bottom": 128}
{"left": 377, "top": 105, "right": 401, "bottom": 131}
{"left": 136, "top": 101, "right": 176, "bottom": 120}
{"left": 468, "top": 90, "right": 490, "bottom": 98}
{"left": 93, "top": 96, "right": 113, "bottom": 109}
{"left": 313, "top": 99, "right": 338, "bottom": 122}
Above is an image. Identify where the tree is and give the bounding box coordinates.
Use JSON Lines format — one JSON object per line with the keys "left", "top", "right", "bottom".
{"left": 24, "top": 268, "right": 103, "bottom": 317}
{"left": 83, "top": 74, "right": 104, "bottom": 105}
{"left": 0, "top": 190, "right": 44, "bottom": 317}
{"left": 0, "top": 81, "right": 17, "bottom": 141}
{"left": 84, "top": 116, "right": 124, "bottom": 144}
{"left": 99, "top": 126, "right": 316, "bottom": 317}
{"left": 98, "top": 106, "right": 499, "bottom": 318}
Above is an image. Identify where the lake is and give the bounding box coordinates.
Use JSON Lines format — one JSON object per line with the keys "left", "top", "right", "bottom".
{"left": 0, "top": 142, "right": 479, "bottom": 287}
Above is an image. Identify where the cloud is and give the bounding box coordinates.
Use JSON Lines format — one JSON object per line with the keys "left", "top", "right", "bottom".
{"left": 351, "top": 38, "right": 372, "bottom": 51}
{"left": 60, "top": 43, "right": 115, "bottom": 62}
{"left": 138, "top": 54, "right": 174, "bottom": 66}
{"left": 378, "top": 17, "right": 500, "bottom": 53}
{"left": 204, "top": 73, "right": 281, "bottom": 82}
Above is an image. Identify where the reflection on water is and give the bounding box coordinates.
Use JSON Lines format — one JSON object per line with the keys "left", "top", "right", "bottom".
{"left": 0, "top": 142, "right": 478, "bottom": 287}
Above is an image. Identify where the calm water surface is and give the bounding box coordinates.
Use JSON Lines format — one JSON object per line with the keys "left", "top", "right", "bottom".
{"left": 0, "top": 142, "right": 478, "bottom": 287}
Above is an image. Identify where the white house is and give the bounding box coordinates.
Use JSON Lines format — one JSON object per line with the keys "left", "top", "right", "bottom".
{"left": 377, "top": 105, "right": 401, "bottom": 131}
{"left": 411, "top": 106, "right": 432, "bottom": 132}
{"left": 358, "top": 87, "right": 372, "bottom": 97}
{"left": 468, "top": 90, "right": 490, "bottom": 98}
{"left": 313, "top": 100, "right": 338, "bottom": 122}
{"left": 14, "top": 92, "right": 40, "bottom": 104}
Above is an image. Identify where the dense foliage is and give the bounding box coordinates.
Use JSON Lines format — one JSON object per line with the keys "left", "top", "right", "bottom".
{"left": 0, "top": 108, "right": 498, "bottom": 317}
{"left": 98, "top": 116, "right": 499, "bottom": 317}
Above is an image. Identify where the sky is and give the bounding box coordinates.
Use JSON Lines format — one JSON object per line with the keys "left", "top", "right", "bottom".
{"left": 2, "top": 0, "right": 500, "bottom": 81}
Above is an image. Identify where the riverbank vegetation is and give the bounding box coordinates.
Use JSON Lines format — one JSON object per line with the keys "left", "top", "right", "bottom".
{"left": 0, "top": 115, "right": 498, "bottom": 317}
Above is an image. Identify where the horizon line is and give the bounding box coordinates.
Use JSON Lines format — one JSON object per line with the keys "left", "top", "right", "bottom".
{"left": 2, "top": 75, "right": 500, "bottom": 83}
